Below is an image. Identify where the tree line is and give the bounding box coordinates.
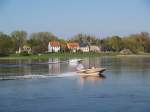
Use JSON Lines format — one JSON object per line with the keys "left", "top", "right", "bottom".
{"left": 70, "top": 32, "right": 150, "bottom": 53}
{"left": 0, "top": 31, "right": 58, "bottom": 55}
{"left": 0, "top": 31, "right": 150, "bottom": 55}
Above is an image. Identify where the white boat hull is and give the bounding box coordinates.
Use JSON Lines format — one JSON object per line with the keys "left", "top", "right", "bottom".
{"left": 76, "top": 68, "right": 106, "bottom": 76}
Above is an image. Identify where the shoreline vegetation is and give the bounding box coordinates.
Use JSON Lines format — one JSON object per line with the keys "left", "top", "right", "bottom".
{"left": 1, "top": 31, "right": 150, "bottom": 59}
{"left": 0, "top": 52, "right": 150, "bottom": 60}
{"left": 0, "top": 52, "right": 117, "bottom": 60}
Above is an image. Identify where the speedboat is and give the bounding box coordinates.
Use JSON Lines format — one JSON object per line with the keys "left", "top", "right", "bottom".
{"left": 76, "top": 67, "right": 106, "bottom": 77}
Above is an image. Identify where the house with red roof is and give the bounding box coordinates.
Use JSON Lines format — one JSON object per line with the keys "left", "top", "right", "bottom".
{"left": 67, "top": 42, "right": 79, "bottom": 52}
{"left": 48, "top": 41, "right": 60, "bottom": 52}
{"left": 49, "top": 41, "right": 91, "bottom": 53}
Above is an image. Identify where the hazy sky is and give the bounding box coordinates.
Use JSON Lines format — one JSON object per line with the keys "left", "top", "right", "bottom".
{"left": 0, "top": 0, "right": 150, "bottom": 38}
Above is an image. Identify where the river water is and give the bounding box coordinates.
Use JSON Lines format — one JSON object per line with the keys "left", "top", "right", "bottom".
{"left": 0, "top": 56, "right": 150, "bottom": 112}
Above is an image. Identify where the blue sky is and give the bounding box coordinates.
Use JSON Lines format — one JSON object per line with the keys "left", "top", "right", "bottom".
{"left": 0, "top": 0, "right": 150, "bottom": 38}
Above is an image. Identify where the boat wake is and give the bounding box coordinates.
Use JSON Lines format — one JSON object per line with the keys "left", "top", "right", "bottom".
{"left": 0, "top": 72, "right": 77, "bottom": 80}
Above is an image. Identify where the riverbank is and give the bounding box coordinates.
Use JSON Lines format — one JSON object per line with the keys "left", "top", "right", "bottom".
{"left": 1, "top": 52, "right": 150, "bottom": 60}
{"left": 117, "top": 53, "right": 150, "bottom": 57}
{"left": 0, "top": 52, "right": 118, "bottom": 60}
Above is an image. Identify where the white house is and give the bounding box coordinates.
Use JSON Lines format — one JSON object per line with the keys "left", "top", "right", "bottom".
{"left": 48, "top": 41, "right": 60, "bottom": 52}
{"left": 80, "top": 46, "right": 90, "bottom": 52}
{"left": 89, "top": 45, "right": 100, "bottom": 52}
{"left": 23, "top": 45, "right": 32, "bottom": 54}
{"left": 79, "top": 43, "right": 90, "bottom": 52}
{"left": 16, "top": 45, "right": 31, "bottom": 54}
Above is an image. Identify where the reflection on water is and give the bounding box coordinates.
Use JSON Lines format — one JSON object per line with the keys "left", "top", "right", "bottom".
{"left": 0, "top": 56, "right": 150, "bottom": 77}
{"left": 48, "top": 58, "right": 60, "bottom": 74}
{"left": 80, "top": 74, "right": 106, "bottom": 81}
{"left": 78, "top": 75, "right": 106, "bottom": 88}
{"left": 0, "top": 57, "right": 105, "bottom": 77}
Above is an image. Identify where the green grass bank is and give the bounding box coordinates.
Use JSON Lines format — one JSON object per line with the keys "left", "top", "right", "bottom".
{"left": 0, "top": 52, "right": 118, "bottom": 60}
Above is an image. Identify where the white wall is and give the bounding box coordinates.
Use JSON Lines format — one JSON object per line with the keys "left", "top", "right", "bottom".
{"left": 48, "top": 44, "right": 60, "bottom": 52}
{"left": 80, "top": 47, "right": 89, "bottom": 52}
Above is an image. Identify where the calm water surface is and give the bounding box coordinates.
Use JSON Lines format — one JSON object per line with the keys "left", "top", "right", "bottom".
{"left": 0, "top": 56, "right": 150, "bottom": 112}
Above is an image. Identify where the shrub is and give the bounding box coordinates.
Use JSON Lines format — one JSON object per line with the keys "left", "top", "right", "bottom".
{"left": 20, "top": 51, "right": 30, "bottom": 56}
{"left": 120, "top": 49, "right": 133, "bottom": 55}
{"left": 0, "top": 53, "right": 9, "bottom": 57}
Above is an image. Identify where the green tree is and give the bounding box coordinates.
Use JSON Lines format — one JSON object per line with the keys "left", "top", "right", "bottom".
{"left": 70, "top": 33, "right": 96, "bottom": 44}
{"left": 123, "top": 32, "right": 150, "bottom": 53}
{"left": 28, "top": 32, "right": 57, "bottom": 53}
{"left": 122, "top": 36, "right": 138, "bottom": 53}
{"left": 0, "top": 32, "right": 13, "bottom": 54}
{"left": 107, "top": 36, "right": 123, "bottom": 52}
{"left": 136, "top": 32, "right": 150, "bottom": 52}
{"left": 11, "top": 30, "right": 27, "bottom": 52}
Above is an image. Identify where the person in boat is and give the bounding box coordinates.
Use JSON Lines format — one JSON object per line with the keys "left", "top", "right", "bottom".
{"left": 76, "top": 60, "right": 85, "bottom": 72}
{"left": 76, "top": 60, "right": 96, "bottom": 72}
